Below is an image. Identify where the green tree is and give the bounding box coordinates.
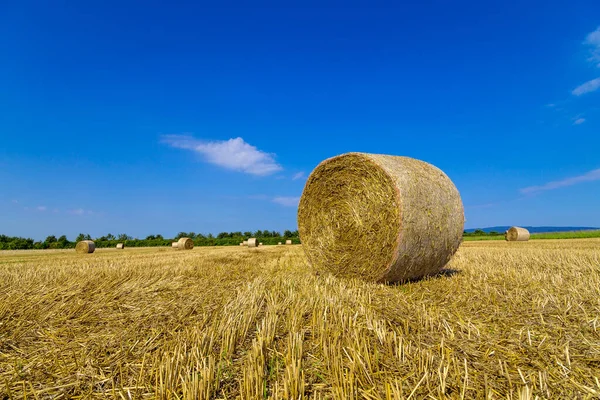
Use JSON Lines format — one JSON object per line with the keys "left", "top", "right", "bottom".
{"left": 283, "top": 230, "right": 293, "bottom": 238}
{"left": 45, "top": 235, "right": 57, "bottom": 244}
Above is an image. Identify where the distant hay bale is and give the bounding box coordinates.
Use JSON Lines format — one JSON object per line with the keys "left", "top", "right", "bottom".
{"left": 285, "top": 239, "right": 292, "bottom": 245}
{"left": 247, "top": 238, "right": 258, "bottom": 248}
{"left": 298, "top": 152, "right": 464, "bottom": 283}
{"left": 116, "top": 243, "right": 125, "bottom": 249}
{"left": 76, "top": 240, "right": 95, "bottom": 254}
{"left": 239, "top": 243, "right": 244, "bottom": 246}
{"left": 177, "top": 237, "right": 194, "bottom": 250}
{"left": 259, "top": 242, "right": 263, "bottom": 246}
{"left": 172, "top": 242, "right": 179, "bottom": 248}
{"left": 243, "top": 240, "right": 248, "bottom": 246}
{"left": 506, "top": 227, "right": 530, "bottom": 242}
{"left": 278, "top": 242, "right": 282, "bottom": 245}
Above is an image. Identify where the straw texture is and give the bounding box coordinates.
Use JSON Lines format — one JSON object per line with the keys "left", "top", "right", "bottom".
{"left": 506, "top": 227, "right": 530, "bottom": 242}
{"left": 177, "top": 237, "right": 194, "bottom": 250}
{"left": 297, "top": 152, "right": 464, "bottom": 283}
{"left": 75, "top": 240, "right": 95, "bottom": 254}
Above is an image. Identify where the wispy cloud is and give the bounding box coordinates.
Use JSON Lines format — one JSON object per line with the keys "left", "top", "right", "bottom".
{"left": 161, "top": 134, "right": 282, "bottom": 176}
{"left": 573, "top": 117, "right": 586, "bottom": 125}
{"left": 272, "top": 196, "right": 300, "bottom": 207}
{"left": 520, "top": 168, "right": 600, "bottom": 194}
{"left": 36, "top": 206, "right": 47, "bottom": 211}
{"left": 585, "top": 26, "right": 600, "bottom": 66}
{"left": 572, "top": 77, "right": 600, "bottom": 96}
{"left": 292, "top": 171, "right": 306, "bottom": 181}
{"left": 69, "top": 208, "right": 95, "bottom": 215}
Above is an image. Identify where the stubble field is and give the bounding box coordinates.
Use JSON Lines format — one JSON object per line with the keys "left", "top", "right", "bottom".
{"left": 0, "top": 240, "right": 599, "bottom": 399}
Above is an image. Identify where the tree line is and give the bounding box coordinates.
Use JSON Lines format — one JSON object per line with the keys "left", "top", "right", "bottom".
{"left": 0, "top": 230, "right": 300, "bottom": 250}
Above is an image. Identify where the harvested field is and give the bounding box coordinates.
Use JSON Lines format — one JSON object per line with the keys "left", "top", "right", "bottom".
{"left": 0, "top": 240, "right": 599, "bottom": 398}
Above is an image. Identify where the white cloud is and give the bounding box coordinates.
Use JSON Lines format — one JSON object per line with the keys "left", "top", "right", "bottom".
{"left": 272, "top": 196, "right": 300, "bottom": 207}
{"left": 572, "top": 78, "right": 600, "bottom": 96}
{"left": 292, "top": 171, "right": 306, "bottom": 180}
{"left": 36, "top": 206, "right": 47, "bottom": 211}
{"left": 585, "top": 26, "right": 600, "bottom": 66}
{"left": 573, "top": 117, "right": 586, "bottom": 125}
{"left": 162, "top": 135, "right": 282, "bottom": 176}
{"left": 69, "top": 208, "right": 94, "bottom": 215}
{"left": 521, "top": 168, "right": 600, "bottom": 194}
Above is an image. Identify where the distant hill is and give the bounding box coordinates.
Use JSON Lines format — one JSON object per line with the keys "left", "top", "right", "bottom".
{"left": 464, "top": 226, "right": 600, "bottom": 234}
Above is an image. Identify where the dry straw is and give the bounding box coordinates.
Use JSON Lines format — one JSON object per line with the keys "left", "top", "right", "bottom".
{"left": 505, "top": 226, "right": 530, "bottom": 242}
{"left": 171, "top": 242, "right": 178, "bottom": 249}
{"left": 75, "top": 240, "right": 95, "bottom": 254}
{"left": 285, "top": 239, "right": 292, "bottom": 245}
{"left": 116, "top": 243, "right": 125, "bottom": 249}
{"left": 247, "top": 238, "right": 258, "bottom": 248}
{"left": 177, "top": 237, "right": 194, "bottom": 250}
{"left": 297, "top": 152, "right": 464, "bottom": 283}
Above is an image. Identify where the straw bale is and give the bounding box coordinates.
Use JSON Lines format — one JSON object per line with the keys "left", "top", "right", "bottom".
{"left": 247, "top": 238, "right": 258, "bottom": 248}
{"left": 76, "top": 240, "right": 95, "bottom": 254}
{"left": 116, "top": 243, "right": 125, "bottom": 249}
{"left": 505, "top": 227, "right": 530, "bottom": 242}
{"left": 285, "top": 239, "right": 292, "bottom": 245}
{"left": 172, "top": 242, "right": 178, "bottom": 248}
{"left": 297, "top": 152, "right": 464, "bottom": 283}
{"left": 177, "top": 237, "right": 194, "bottom": 250}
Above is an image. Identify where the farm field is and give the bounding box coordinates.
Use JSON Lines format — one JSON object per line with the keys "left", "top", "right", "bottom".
{"left": 1, "top": 240, "right": 599, "bottom": 399}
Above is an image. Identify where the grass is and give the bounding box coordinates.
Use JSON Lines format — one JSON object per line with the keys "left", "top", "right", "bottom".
{"left": 464, "top": 230, "right": 600, "bottom": 241}
{"left": 1, "top": 240, "right": 599, "bottom": 398}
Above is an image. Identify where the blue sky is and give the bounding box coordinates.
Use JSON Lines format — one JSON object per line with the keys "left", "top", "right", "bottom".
{"left": 1, "top": 1, "right": 599, "bottom": 240}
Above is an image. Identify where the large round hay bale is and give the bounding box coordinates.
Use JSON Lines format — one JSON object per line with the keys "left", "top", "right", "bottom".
{"left": 177, "top": 237, "right": 194, "bottom": 250}
{"left": 116, "top": 243, "right": 125, "bottom": 249}
{"left": 506, "top": 227, "right": 530, "bottom": 242}
{"left": 171, "top": 242, "right": 179, "bottom": 248}
{"left": 285, "top": 239, "right": 292, "bottom": 245}
{"left": 76, "top": 240, "right": 95, "bottom": 254}
{"left": 298, "top": 152, "right": 464, "bottom": 283}
{"left": 247, "top": 238, "right": 258, "bottom": 248}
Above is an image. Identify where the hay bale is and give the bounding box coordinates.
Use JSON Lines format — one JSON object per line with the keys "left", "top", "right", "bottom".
{"left": 278, "top": 242, "right": 282, "bottom": 245}
{"left": 298, "top": 152, "right": 464, "bottom": 283}
{"left": 177, "top": 237, "right": 194, "bottom": 250}
{"left": 76, "top": 240, "right": 95, "bottom": 254}
{"left": 243, "top": 240, "right": 248, "bottom": 246}
{"left": 172, "top": 242, "right": 179, "bottom": 248}
{"left": 239, "top": 243, "right": 244, "bottom": 246}
{"left": 116, "top": 243, "right": 125, "bottom": 249}
{"left": 505, "top": 227, "right": 530, "bottom": 242}
{"left": 285, "top": 239, "right": 292, "bottom": 245}
{"left": 259, "top": 242, "right": 263, "bottom": 246}
{"left": 247, "top": 238, "right": 258, "bottom": 248}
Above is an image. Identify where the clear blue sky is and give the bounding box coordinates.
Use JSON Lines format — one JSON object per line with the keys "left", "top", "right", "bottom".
{"left": 1, "top": 1, "right": 599, "bottom": 240}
